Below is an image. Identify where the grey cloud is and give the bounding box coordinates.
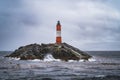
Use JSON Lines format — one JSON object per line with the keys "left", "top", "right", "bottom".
{"left": 0, "top": 0, "right": 120, "bottom": 50}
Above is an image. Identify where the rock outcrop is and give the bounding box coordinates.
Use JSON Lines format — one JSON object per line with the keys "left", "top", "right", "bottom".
{"left": 6, "top": 43, "right": 91, "bottom": 61}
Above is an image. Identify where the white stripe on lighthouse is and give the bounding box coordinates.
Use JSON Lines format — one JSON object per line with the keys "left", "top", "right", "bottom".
{"left": 56, "top": 31, "right": 61, "bottom": 37}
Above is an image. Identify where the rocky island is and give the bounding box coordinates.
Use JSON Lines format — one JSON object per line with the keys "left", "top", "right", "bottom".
{"left": 6, "top": 21, "right": 92, "bottom": 61}
{"left": 6, "top": 43, "right": 91, "bottom": 61}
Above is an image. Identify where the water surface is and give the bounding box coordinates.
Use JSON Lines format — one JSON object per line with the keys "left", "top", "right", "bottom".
{"left": 0, "top": 51, "right": 120, "bottom": 80}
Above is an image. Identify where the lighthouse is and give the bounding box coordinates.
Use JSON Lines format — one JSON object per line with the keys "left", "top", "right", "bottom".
{"left": 56, "top": 21, "right": 62, "bottom": 44}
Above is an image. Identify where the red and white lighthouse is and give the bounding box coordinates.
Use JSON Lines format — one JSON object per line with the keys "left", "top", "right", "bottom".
{"left": 56, "top": 21, "right": 62, "bottom": 44}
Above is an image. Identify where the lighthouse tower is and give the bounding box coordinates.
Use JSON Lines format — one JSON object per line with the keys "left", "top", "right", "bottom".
{"left": 56, "top": 21, "right": 62, "bottom": 44}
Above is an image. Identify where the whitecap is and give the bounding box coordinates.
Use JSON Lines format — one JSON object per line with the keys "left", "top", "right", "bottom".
{"left": 28, "top": 59, "right": 42, "bottom": 62}
{"left": 88, "top": 57, "right": 96, "bottom": 62}
{"left": 43, "top": 54, "right": 61, "bottom": 62}
{"left": 95, "top": 75, "right": 105, "bottom": 77}
{"left": 8, "top": 57, "right": 20, "bottom": 60}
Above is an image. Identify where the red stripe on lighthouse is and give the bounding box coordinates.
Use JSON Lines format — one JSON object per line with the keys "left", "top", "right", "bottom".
{"left": 56, "top": 21, "right": 62, "bottom": 44}
{"left": 56, "top": 25, "right": 61, "bottom": 31}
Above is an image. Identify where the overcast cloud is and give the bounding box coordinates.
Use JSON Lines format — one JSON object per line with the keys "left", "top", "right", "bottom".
{"left": 0, "top": 0, "right": 120, "bottom": 51}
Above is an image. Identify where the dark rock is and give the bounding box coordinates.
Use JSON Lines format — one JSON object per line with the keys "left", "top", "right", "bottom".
{"left": 5, "top": 43, "right": 92, "bottom": 61}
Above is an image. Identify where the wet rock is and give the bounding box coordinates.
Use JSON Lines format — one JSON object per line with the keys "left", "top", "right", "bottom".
{"left": 5, "top": 43, "right": 92, "bottom": 61}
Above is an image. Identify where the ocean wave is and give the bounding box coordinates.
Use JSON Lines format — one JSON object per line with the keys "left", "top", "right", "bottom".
{"left": 43, "top": 54, "right": 61, "bottom": 62}
{"left": 6, "top": 54, "right": 96, "bottom": 62}
{"left": 72, "top": 75, "right": 120, "bottom": 80}
{"left": 88, "top": 57, "right": 96, "bottom": 62}
{"left": 0, "top": 75, "right": 119, "bottom": 80}
{"left": 7, "top": 57, "right": 20, "bottom": 60}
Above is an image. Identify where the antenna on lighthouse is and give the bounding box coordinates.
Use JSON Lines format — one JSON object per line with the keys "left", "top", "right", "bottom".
{"left": 56, "top": 21, "right": 62, "bottom": 44}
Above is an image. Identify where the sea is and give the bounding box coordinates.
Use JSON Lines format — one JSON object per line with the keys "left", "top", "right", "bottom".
{"left": 0, "top": 51, "right": 120, "bottom": 80}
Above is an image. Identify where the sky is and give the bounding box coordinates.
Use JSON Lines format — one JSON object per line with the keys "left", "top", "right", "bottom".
{"left": 0, "top": 0, "right": 120, "bottom": 51}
